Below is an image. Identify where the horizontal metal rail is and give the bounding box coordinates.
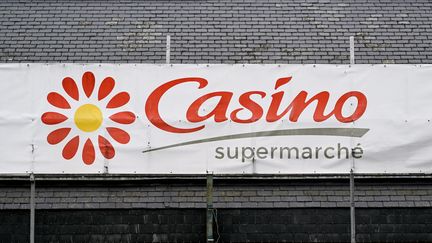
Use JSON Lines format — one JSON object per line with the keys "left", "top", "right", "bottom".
{"left": 0, "top": 173, "right": 431, "bottom": 181}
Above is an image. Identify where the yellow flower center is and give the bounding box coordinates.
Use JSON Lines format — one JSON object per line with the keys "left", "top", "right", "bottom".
{"left": 74, "top": 104, "right": 103, "bottom": 132}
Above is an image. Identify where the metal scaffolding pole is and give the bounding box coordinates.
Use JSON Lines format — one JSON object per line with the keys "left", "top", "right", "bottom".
{"left": 206, "top": 173, "right": 214, "bottom": 243}
{"left": 30, "top": 174, "right": 35, "bottom": 243}
{"left": 166, "top": 35, "right": 171, "bottom": 64}
{"left": 349, "top": 35, "right": 356, "bottom": 243}
{"left": 350, "top": 36, "right": 355, "bottom": 65}
{"left": 350, "top": 170, "right": 355, "bottom": 243}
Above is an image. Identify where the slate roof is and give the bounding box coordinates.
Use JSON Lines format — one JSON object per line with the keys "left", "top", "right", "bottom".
{"left": 0, "top": 0, "right": 431, "bottom": 64}
{"left": 2, "top": 180, "right": 432, "bottom": 209}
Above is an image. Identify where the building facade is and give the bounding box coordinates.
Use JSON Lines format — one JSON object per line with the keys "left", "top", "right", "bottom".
{"left": 0, "top": 0, "right": 432, "bottom": 242}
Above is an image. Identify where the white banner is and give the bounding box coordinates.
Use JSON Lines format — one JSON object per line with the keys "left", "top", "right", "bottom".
{"left": 0, "top": 64, "right": 431, "bottom": 174}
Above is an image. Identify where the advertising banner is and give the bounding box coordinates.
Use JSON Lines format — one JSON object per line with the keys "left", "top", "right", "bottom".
{"left": 0, "top": 64, "right": 431, "bottom": 174}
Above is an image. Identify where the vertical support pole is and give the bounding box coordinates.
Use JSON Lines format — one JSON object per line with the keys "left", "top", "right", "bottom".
{"left": 350, "top": 36, "right": 355, "bottom": 65}
{"left": 350, "top": 170, "right": 355, "bottom": 243}
{"left": 166, "top": 35, "right": 171, "bottom": 64}
{"left": 349, "top": 35, "right": 356, "bottom": 243}
{"left": 206, "top": 173, "right": 214, "bottom": 243}
{"left": 30, "top": 174, "right": 35, "bottom": 243}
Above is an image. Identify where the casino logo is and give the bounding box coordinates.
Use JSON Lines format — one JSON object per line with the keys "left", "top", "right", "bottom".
{"left": 41, "top": 71, "right": 135, "bottom": 165}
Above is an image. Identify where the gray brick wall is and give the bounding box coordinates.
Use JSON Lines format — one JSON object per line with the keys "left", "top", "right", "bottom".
{"left": 1, "top": 180, "right": 431, "bottom": 209}
{"left": 0, "top": 0, "right": 431, "bottom": 64}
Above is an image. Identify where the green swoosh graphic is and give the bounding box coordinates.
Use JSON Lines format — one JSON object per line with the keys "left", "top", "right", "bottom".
{"left": 142, "top": 128, "right": 369, "bottom": 153}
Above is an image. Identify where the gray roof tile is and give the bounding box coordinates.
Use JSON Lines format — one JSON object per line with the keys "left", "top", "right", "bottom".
{"left": 0, "top": 0, "right": 430, "bottom": 63}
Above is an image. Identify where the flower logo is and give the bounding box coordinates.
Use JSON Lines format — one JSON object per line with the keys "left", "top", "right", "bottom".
{"left": 41, "top": 71, "right": 136, "bottom": 165}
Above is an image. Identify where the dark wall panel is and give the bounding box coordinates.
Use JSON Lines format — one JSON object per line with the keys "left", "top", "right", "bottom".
{"left": 356, "top": 208, "right": 432, "bottom": 243}
{"left": 0, "top": 210, "right": 29, "bottom": 243}
{"left": 1, "top": 208, "right": 432, "bottom": 242}
{"left": 216, "top": 208, "right": 350, "bottom": 242}
{"left": 35, "top": 209, "right": 205, "bottom": 243}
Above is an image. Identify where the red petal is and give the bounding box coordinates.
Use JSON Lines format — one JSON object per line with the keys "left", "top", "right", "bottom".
{"left": 98, "top": 135, "right": 115, "bottom": 159}
{"left": 62, "top": 77, "right": 79, "bottom": 101}
{"left": 47, "top": 92, "right": 71, "bottom": 109}
{"left": 62, "top": 136, "right": 79, "bottom": 160}
{"left": 82, "top": 71, "right": 95, "bottom": 98}
{"left": 47, "top": 128, "right": 71, "bottom": 145}
{"left": 275, "top": 76, "right": 292, "bottom": 89}
{"left": 82, "top": 139, "right": 95, "bottom": 165}
{"left": 41, "top": 112, "right": 68, "bottom": 125}
{"left": 98, "top": 77, "right": 115, "bottom": 101}
{"left": 109, "top": 111, "right": 136, "bottom": 124}
{"left": 106, "top": 92, "right": 130, "bottom": 108}
{"left": 106, "top": 127, "right": 130, "bottom": 144}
